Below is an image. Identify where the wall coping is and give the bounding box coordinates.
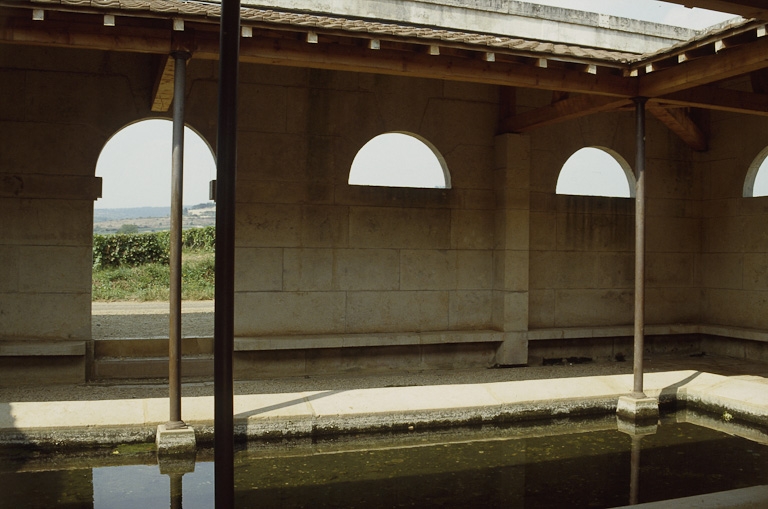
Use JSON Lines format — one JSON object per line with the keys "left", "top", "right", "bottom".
{"left": 4, "top": 324, "right": 767, "bottom": 358}
{"left": 235, "top": 330, "right": 504, "bottom": 351}
{"left": 0, "top": 340, "right": 86, "bottom": 356}
{"left": 524, "top": 324, "right": 768, "bottom": 344}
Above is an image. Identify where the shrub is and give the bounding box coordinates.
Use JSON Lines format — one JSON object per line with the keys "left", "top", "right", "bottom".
{"left": 182, "top": 226, "right": 216, "bottom": 251}
{"left": 92, "top": 227, "right": 215, "bottom": 268}
{"left": 93, "top": 232, "right": 170, "bottom": 268}
{"left": 116, "top": 223, "right": 140, "bottom": 234}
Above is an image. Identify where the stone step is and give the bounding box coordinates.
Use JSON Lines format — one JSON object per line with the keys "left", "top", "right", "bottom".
{"left": 93, "top": 337, "right": 213, "bottom": 358}
{"left": 91, "top": 356, "right": 214, "bottom": 380}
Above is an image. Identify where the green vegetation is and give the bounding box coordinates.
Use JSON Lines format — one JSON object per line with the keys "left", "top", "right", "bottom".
{"left": 116, "top": 223, "right": 140, "bottom": 234}
{"left": 92, "top": 227, "right": 215, "bottom": 301}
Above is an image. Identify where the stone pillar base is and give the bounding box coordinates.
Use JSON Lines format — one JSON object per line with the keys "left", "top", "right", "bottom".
{"left": 616, "top": 395, "right": 659, "bottom": 423}
{"left": 494, "top": 335, "right": 528, "bottom": 366}
{"left": 156, "top": 424, "right": 196, "bottom": 455}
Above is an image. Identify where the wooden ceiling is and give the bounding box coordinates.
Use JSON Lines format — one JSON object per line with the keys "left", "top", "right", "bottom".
{"left": 1, "top": 0, "right": 767, "bottom": 151}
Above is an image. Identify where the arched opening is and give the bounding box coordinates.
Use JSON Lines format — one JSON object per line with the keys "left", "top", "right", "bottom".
{"left": 92, "top": 118, "right": 217, "bottom": 302}
{"left": 743, "top": 147, "right": 768, "bottom": 198}
{"left": 348, "top": 132, "right": 450, "bottom": 189}
{"left": 95, "top": 118, "right": 215, "bottom": 215}
{"left": 556, "top": 147, "right": 635, "bottom": 198}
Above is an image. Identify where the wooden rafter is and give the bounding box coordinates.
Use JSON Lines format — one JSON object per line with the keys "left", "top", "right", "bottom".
{"left": 751, "top": 69, "right": 768, "bottom": 93}
{"left": 647, "top": 104, "right": 708, "bottom": 152}
{"left": 151, "top": 55, "right": 175, "bottom": 112}
{"left": 0, "top": 20, "right": 637, "bottom": 97}
{"left": 500, "top": 95, "right": 629, "bottom": 133}
{"left": 1, "top": 1, "right": 768, "bottom": 146}
{"left": 657, "top": 85, "right": 768, "bottom": 117}
{"left": 639, "top": 34, "right": 768, "bottom": 97}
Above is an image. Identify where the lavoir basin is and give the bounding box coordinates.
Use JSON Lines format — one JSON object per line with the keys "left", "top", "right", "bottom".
{"left": 3, "top": 368, "right": 768, "bottom": 507}
{"left": 2, "top": 409, "right": 768, "bottom": 509}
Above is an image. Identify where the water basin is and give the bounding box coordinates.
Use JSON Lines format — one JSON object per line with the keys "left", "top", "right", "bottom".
{"left": 2, "top": 410, "right": 767, "bottom": 508}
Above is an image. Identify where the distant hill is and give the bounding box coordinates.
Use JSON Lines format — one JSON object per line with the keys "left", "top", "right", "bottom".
{"left": 94, "top": 203, "right": 215, "bottom": 234}
{"left": 93, "top": 206, "right": 170, "bottom": 223}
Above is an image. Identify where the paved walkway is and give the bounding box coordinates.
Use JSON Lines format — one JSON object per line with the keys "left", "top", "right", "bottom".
{"left": 92, "top": 301, "right": 214, "bottom": 315}
{"left": 1, "top": 353, "right": 768, "bottom": 448}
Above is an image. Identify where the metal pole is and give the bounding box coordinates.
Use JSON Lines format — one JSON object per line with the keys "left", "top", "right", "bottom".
{"left": 215, "top": 0, "right": 240, "bottom": 506}
{"left": 633, "top": 97, "right": 648, "bottom": 397}
{"left": 170, "top": 472, "right": 183, "bottom": 509}
{"left": 168, "top": 51, "right": 189, "bottom": 430}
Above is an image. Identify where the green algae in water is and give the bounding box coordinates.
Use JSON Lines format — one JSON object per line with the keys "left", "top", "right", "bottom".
{"left": 2, "top": 416, "right": 768, "bottom": 508}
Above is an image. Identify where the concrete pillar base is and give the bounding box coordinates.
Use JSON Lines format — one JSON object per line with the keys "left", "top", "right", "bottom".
{"left": 616, "top": 394, "right": 659, "bottom": 423}
{"left": 156, "top": 424, "right": 196, "bottom": 455}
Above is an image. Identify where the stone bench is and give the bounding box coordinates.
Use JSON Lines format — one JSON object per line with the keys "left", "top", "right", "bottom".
{"left": 0, "top": 340, "right": 87, "bottom": 385}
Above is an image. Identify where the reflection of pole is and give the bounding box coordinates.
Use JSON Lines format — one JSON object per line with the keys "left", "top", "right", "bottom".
{"left": 215, "top": 0, "right": 240, "bottom": 507}
{"left": 633, "top": 97, "right": 648, "bottom": 397}
{"left": 629, "top": 435, "right": 642, "bottom": 505}
{"left": 169, "top": 51, "right": 189, "bottom": 430}
{"left": 170, "top": 472, "right": 183, "bottom": 509}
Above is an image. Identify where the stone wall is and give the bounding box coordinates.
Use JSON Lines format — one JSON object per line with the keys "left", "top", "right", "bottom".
{"left": 3, "top": 42, "right": 768, "bottom": 383}
{"left": 189, "top": 64, "right": 510, "bottom": 366}
{"left": 0, "top": 46, "right": 160, "bottom": 383}
{"left": 701, "top": 108, "right": 768, "bottom": 333}
{"left": 526, "top": 103, "right": 701, "bottom": 331}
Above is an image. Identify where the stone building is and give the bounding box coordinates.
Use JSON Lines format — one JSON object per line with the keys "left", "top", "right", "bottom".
{"left": 1, "top": 0, "right": 767, "bottom": 384}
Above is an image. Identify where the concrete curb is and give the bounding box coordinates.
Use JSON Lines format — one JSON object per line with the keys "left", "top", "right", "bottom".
{"left": 1, "top": 370, "right": 767, "bottom": 447}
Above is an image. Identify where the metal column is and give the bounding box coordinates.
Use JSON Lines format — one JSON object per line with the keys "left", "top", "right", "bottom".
{"left": 168, "top": 51, "right": 189, "bottom": 430}
{"left": 215, "top": 0, "right": 240, "bottom": 506}
{"left": 633, "top": 97, "right": 648, "bottom": 397}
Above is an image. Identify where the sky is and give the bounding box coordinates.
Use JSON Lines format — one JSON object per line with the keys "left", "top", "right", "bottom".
{"left": 95, "top": 2, "right": 752, "bottom": 208}
{"left": 556, "top": 148, "right": 633, "bottom": 198}
{"left": 95, "top": 119, "right": 216, "bottom": 209}
{"left": 531, "top": 0, "right": 735, "bottom": 28}
{"left": 349, "top": 133, "right": 448, "bottom": 188}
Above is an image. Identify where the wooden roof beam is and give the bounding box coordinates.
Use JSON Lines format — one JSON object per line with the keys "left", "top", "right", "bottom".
{"left": 150, "top": 55, "right": 175, "bottom": 112}
{"left": 657, "top": 85, "right": 768, "bottom": 116}
{"left": 639, "top": 33, "right": 768, "bottom": 97}
{"left": 194, "top": 29, "right": 638, "bottom": 97}
{"left": 500, "top": 94, "right": 630, "bottom": 133}
{"left": 648, "top": 104, "right": 708, "bottom": 152}
{"left": 0, "top": 20, "right": 637, "bottom": 97}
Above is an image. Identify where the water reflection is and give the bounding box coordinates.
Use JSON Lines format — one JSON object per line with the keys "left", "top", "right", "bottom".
{"left": 92, "top": 462, "right": 213, "bottom": 509}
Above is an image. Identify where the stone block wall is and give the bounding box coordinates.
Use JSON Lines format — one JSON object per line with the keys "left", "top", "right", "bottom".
{"left": 205, "top": 65, "right": 501, "bottom": 340}
{"left": 0, "top": 47, "right": 157, "bottom": 344}
{"left": 0, "top": 47, "right": 160, "bottom": 383}
{"left": 4, "top": 43, "right": 768, "bottom": 381}
{"left": 700, "top": 109, "right": 768, "bottom": 330}
{"left": 527, "top": 109, "right": 702, "bottom": 330}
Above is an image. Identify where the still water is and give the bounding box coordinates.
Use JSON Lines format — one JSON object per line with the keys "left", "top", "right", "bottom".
{"left": 2, "top": 412, "right": 768, "bottom": 508}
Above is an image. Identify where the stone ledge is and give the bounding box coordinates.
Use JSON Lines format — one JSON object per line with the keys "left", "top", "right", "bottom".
{"left": 235, "top": 330, "right": 504, "bottom": 351}
{"left": 0, "top": 340, "right": 86, "bottom": 356}
{"left": 526, "top": 324, "right": 768, "bottom": 343}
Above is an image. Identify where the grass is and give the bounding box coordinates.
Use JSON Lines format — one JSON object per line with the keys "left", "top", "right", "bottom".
{"left": 92, "top": 249, "right": 215, "bottom": 301}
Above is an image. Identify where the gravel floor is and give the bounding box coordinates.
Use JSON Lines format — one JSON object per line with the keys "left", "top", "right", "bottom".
{"left": 2, "top": 301, "right": 764, "bottom": 404}
{"left": 92, "top": 301, "right": 213, "bottom": 339}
